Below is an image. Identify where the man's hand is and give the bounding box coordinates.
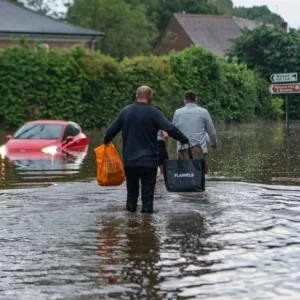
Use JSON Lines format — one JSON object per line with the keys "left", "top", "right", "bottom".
{"left": 103, "top": 136, "right": 110, "bottom": 145}
{"left": 180, "top": 138, "right": 189, "bottom": 145}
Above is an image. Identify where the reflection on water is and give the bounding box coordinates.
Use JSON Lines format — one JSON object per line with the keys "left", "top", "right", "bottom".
{"left": 1, "top": 120, "right": 300, "bottom": 188}
{"left": 1, "top": 181, "right": 300, "bottom": 299}
{"left": 97, "top": 216, "right": 160, "bottom": 298}
{"left": 0, "top": 147, "right": 88, "bottom": 188}
{"left": 2, "top": 121, "right": 300, "bottom": 299}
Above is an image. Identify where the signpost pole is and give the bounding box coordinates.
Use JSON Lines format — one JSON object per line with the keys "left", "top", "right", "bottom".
{"left": 269, "top": 71, "right": 295, "bottom": 165}
{"left": 285, "top": 93, "right": 291, "bottom": 169}
{"left": 269, "top": 71, "right": 298, "bottom": 145}
{"left": 284, "top": 68, "right": 290, "bottom": 140}
{"left": 285, "top": 93, "right": 290, "bottom": 138}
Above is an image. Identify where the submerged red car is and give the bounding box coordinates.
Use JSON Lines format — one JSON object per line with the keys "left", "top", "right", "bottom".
{"left": 0, "top": 120, "right": 88, "bottom": 160}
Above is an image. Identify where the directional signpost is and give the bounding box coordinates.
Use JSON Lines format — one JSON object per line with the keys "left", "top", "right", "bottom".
{"left": 269, "top": 83, "right": 300, "bottom": 94}
{"left": 269, "top": 72, "right": 299, "bottom": 140}
{"left": 270, "top": 72, "right": 298, "bottom": 83}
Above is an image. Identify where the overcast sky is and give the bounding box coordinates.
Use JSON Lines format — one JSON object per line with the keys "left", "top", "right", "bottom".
{"left": 233, "top": 0, "right": 300, "bottom": 28}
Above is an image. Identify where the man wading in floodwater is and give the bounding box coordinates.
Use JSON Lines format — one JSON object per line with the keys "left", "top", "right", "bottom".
{"left": 103, "top": 86, "right": 189, "bottom": 213}
{"left": 173, "top": 90, "right": 217, "bottom": 170}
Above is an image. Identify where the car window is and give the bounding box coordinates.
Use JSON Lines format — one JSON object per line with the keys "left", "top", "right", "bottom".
{"left": 13, "top": 124, "right": 63, "bottom": 140}
{"left": 62, "top": 124, "right": 80, "bottom": 140}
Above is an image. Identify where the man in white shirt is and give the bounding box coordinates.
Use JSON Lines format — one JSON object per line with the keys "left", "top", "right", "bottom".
{"left": 172, "top": 90, "right": 217, "bottom": 163}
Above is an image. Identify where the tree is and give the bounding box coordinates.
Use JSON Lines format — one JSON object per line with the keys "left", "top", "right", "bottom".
{"left": 228, "top": 26, "right": 300, "bottom": 118}
{"left": 125, "top": 0, "right": 219, "bottom": 31}
{"left": 232, "top": 5, "right": 282, "bottom": 26}
{"left": 67, "top": 0, "right": 157, "bottom": 59}
{"left": 210, "top": 0, "right": 233, "bottom": 15}
{"left": 228, "top": 26, "right": 300, "bottom": 77}
{"left": 13, "top": 0, "right": 66, "bottom": 17}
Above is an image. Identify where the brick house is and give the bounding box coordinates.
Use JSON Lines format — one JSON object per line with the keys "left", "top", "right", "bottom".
{"left": 0, "top": 0, "right": 104, "bottom": 50}
{"left": 155, "top": 14, "right": 262, "bottom": 58}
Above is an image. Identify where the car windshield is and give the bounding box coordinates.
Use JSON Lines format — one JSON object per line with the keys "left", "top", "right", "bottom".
{"left": 13, "top": 124, "right": 63, "bottom": 140}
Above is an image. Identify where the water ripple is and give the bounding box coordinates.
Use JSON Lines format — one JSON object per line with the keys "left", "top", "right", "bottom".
{"left": 1, "top": 180, "right": 300, "bottom": 299}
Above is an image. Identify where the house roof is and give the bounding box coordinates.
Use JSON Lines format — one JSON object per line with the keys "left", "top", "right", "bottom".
{"left": 0, "top": 0, "right": 104, "bottom": 37}
{"left": 173, "top": 14, "right": 262, "bottom": 57}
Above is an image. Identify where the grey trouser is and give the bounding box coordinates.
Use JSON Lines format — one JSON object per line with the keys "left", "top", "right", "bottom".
{"left": 178, "top": 145, "right": 208, "bottom": 174}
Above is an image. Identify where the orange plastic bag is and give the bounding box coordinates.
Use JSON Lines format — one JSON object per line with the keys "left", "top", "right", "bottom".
{"left": 94, "top": 143, "right": 125, "bottom": 186}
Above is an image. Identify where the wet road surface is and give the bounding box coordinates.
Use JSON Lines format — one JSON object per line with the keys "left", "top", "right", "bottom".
{"left": 1, "top": 180, "right": 300, "bottom": 299}
{"left": 1, "top": 121, "right": 300, "bottom": 299}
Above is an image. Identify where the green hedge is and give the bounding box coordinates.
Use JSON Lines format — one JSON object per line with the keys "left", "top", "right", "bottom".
{"left": 0, "top": 42, "right": 281, "bottom": 129}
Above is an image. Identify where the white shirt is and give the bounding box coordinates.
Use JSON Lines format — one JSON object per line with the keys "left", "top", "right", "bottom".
{"left": 157, "top": 129, "right": 164, "bottom": 141}
{"left": 172, "top": 103, "right": 217, "bottom": 153}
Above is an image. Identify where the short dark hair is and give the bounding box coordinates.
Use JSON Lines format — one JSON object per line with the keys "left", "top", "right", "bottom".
{"left": 184, "top": 90, "right": 196, "bottom": 102}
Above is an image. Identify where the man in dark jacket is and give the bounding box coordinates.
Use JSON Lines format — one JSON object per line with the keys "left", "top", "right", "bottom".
{"left": 103, "top": 85, "right": 189, "bottom": 213}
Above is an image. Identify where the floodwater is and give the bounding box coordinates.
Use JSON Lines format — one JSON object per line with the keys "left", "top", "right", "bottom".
{"left": 1, "top": 121, "right": 300, "bottom": 299}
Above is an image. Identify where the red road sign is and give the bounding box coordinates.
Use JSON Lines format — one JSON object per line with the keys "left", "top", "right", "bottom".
{"left": 269, "top": 83, "right": 300, "bottom": 94}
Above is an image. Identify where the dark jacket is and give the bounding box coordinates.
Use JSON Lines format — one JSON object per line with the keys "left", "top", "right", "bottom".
{"left": 103, "top": 102, "right": 189, "bottom": 167}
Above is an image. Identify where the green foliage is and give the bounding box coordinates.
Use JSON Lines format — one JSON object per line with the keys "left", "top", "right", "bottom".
{"left": 119, "top": 56, "right": 177, "bottom": 119}
{"left": 228, "top": 26, "right": 300, "bottom": 77}
{"left": 77, "top": 50, "right": 122, "bottom": 127}
{"left": 67, "top": 0, "right": 220, "bottom": 58}
{"left": 232, "top": 5, "right": 282, "bottom": 26}
{"left": 229, "top": 26, "right": 300, "bottom": 119}
{"left": 218, "top": 58, "right": 257, "bottom": 121}
{"left": 66, "top": 0, "right": 285, "bottom": 59}
{"left": 210, "top": 0, "right": 233, "bottom": 15}
{"left": 125, "top": 0, "right": 219, "bottom": 32}
{"left": 0, "top": 43, "right": 119, "bottom": 128}
{"left": 67, "top": 0, "right": 158, "bottom": 60}
{"left": 167, "top": 46, "right": 223, "bottom": 118}
{"left": 0, "top": 43, "right": 279, "bottom": 129}
{"left": 252, "top": 77, "right": 283, "bottom": 120}
{"left": 270, "top": 97, "right": 285, "bottom": 120}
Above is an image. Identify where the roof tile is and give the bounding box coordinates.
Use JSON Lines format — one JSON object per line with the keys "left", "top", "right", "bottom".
{"left": 0, "top": 0, "right": 103, "bottom": 37}
{"left": 174, "top": 14, "right": 261, "bottom": 57}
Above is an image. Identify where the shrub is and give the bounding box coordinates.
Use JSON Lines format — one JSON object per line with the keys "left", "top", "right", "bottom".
{"left": 219, "top": 58, "right": 257, "bottom": 121}
{"left": 167, "top": 46, "right": 223, "bottom": 119}
{"left": 119, "top": 55, "right": 177, "bottom": 119}
{"left": 0, "top": 42, "right": 279, "bottom": 129}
